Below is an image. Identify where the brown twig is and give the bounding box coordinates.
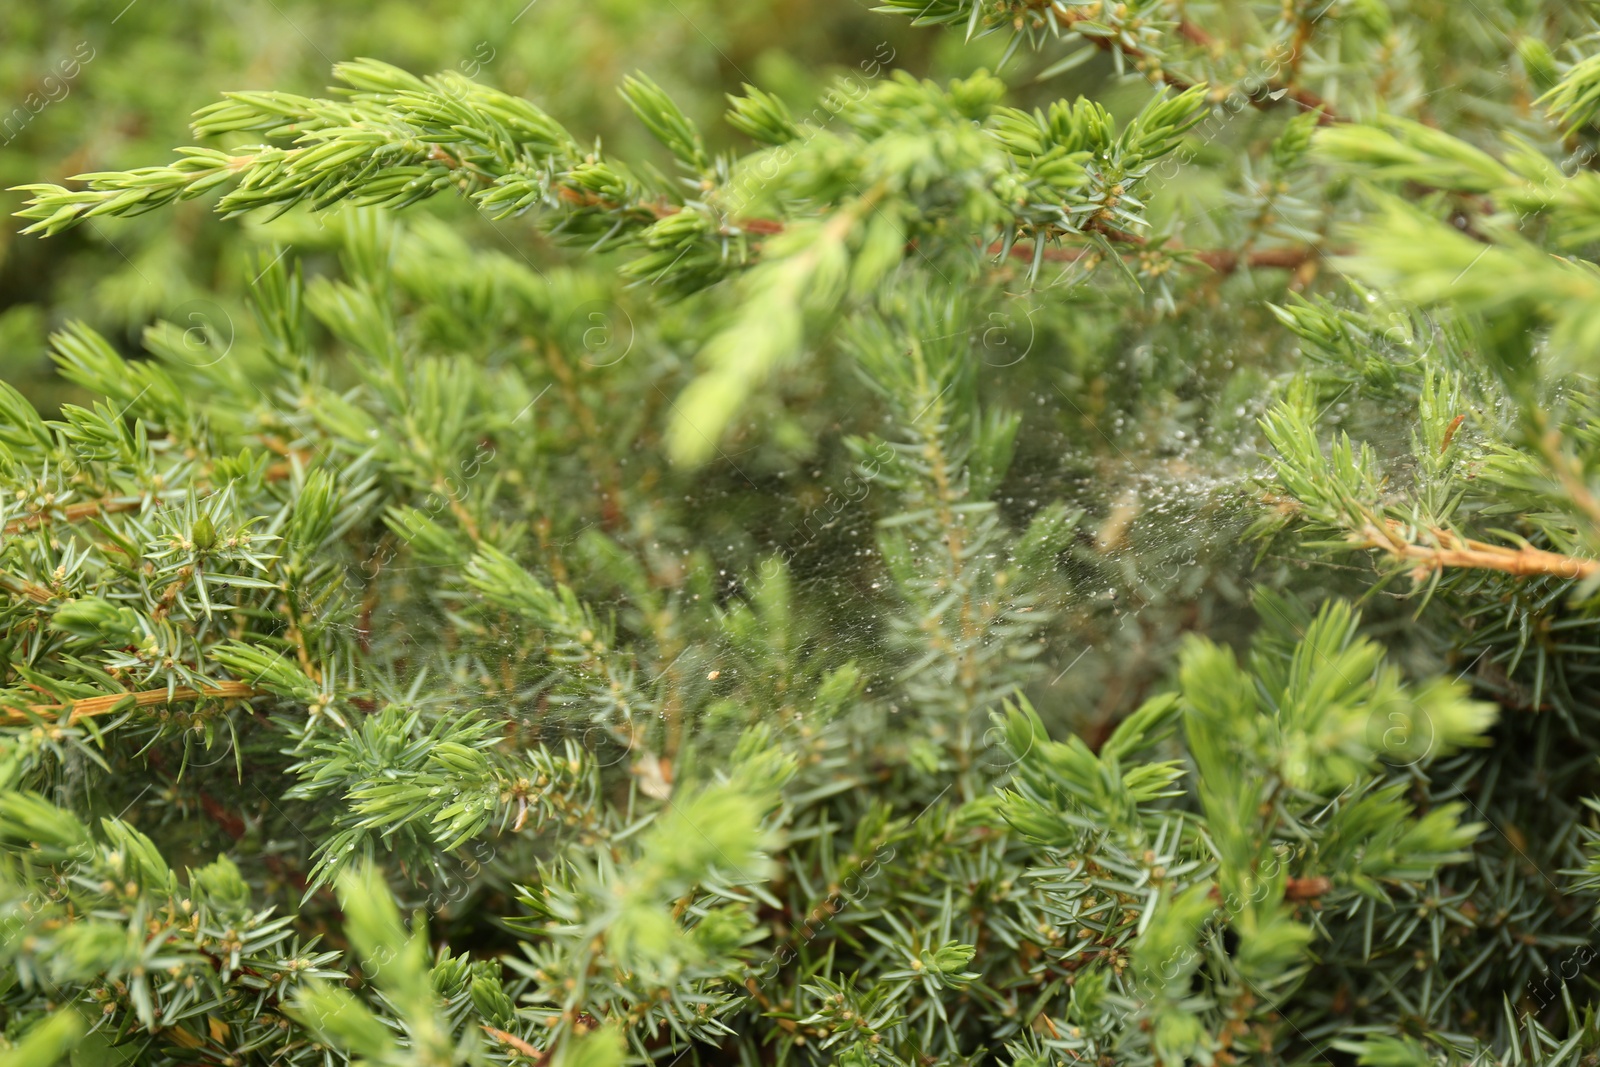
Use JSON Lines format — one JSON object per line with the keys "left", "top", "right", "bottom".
{"left": 1176, "top": 19, "right": 1215, "bottom": 48}
{"left": 1031, "top": 7, "right": 1344, "bottom": 124}
{"left": 1536, "top": 425, "right": 1600, "bottom": 535}
{"left": 1168, "top": 17, "right": 1342, "bottom": 124}
{"left": 0, "top": 571, "right": 56, "bottom": 604}
{"left": 282, "top": 596, "right": 323, "bottom": 685}
{"left": 1, "top": 680, "right": 262, "bottom": 727}
{"left": 1191, "top": 246, "right": 1322, "bottom": 273}
{"left": 3, "top": 463, "right": 295, "bottom": 538}
{"left": 990, "top": 236, "right": 1324, "bottom": 274}
{"left": 483, "top": 1027, "right": 545, "bottom": 1064}
{"left": 3, "top": 497, "right": 145, "bottom": 536}
{"left": 1361, "top": 520, "right": 1598, "bottom": 581}
{"left": 1284, "top": 876, "right": 1332, "bottom": 901}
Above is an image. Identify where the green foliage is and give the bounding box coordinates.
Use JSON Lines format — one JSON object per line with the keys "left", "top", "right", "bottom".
{"left": 6, "top": 2, "right": 1600, "bottom": 1066}
{"left": 13, "top": 61, "right": 1207, "bottom": 465}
